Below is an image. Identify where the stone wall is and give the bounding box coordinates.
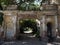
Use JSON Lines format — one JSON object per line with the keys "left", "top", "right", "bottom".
{"left": 0, "top": 10, "right": 59, "bottom": 39}
{"left": 3, "top": 11, "right": 17, "bottom": 39}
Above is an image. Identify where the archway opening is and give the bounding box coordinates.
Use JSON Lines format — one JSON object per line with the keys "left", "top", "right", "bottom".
{"left": 46, "top": 22, "right": 53, "bottom": 42}
{"left": 17, "top": 19, "right": 40, "bottom": 39}
{"left": 19, "top": 19, "right": 37, "bottom": 34}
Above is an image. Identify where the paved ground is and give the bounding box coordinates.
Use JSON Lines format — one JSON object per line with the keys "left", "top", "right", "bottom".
{"left": 0, "top": 38, "right": 48, "bottom": 45}
{"left": 0, "top": 34, "right": 60, "bottom": 45}
{"left": 0, "top": 36, "right": 60, "bottom": 45}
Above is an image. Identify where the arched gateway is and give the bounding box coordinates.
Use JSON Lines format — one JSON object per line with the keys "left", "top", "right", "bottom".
{"left": 3, "top": 11, "right": 41, "bottom": 39}
{"left": 3, "top": 11, "right": 57, "bottom": 40}
{"left": 16, "top": 11, "right": 41, "bottom": 39}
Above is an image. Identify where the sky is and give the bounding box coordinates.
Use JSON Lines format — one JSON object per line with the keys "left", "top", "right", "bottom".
{"left": 34, "top": 0, "right": 42, "bottom": 5}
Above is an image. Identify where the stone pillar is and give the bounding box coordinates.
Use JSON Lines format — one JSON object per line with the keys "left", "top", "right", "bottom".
{"left": 42, "top": 15, "right": 46, "bottom": 37}
{"left": 55, "top": 15, "right": 58, "bottom": 37}
{"left": 55, "top": 15, "right": 58, "bottom": 29}
{"left": 5, "top": 15, "right": 17, "bottom": 39}
{"left": 3, "top": 15, "right": 6, "bottom": 39}
{"left": 52, "top": 15, "right": 58, "bottom": 38}
{"left": 2, "top": 21, "right": 5, "bottom": 39}
{"left": 16, "top": 16, "right": 20, "bottom": 38}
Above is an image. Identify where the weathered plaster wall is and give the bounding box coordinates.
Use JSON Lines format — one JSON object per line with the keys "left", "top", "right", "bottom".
{"left": 0, "top": 10, "right": 59, "bottom": 39}
{"left": 3, "top": 11, "right": 17, "bottom": 39}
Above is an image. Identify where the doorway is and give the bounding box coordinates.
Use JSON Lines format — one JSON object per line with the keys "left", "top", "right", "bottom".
{"left": 16, "top": 19, "right": 40, "bottom": 40}
{"left": 45, "top": 15, "right": 57, "bottom": 40}
{"left": 20, "top": 19, "right": 37, "bottom": 34}
{"left": 47, "top": 22, "right": 52, "bottom": 35}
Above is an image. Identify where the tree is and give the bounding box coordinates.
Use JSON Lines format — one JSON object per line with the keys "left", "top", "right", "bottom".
{"left": 42, "top": 0, "right": 46, "bottom": 2}
{"left": 17, "top": 0, "right": 35, "bottom": 10}
{"left": 17, "top": 0, "right": 42, "bottom": 11}
{"left": 0, "top": 0, "right": 16, "bottom": 5}
{"left": 0, "top": 0, "right": 43, "bottom": 10}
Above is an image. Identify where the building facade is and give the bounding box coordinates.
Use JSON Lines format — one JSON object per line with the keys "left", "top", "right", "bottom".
{"left": 0, "top": 0, "right": 60, "bottom": 39}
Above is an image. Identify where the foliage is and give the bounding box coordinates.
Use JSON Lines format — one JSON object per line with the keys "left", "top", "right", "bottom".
{"left": 20, "top": 19, "right": 36, "bottom": 28}
{"left": 19, "top": 19, "right": 40, "bottom": 37}
{"left": 42, "top": 0, "right": 46, "bottom": 3}
{"left": 0, "top": 0, "right": 16, "bottom": 5}
{"left": 0, "top": 0, "right": 43, "bottom": 10}
{"left": 19, "top": 19, "right": 37, "bottom": 34}
{"left": 36, "top": 29, "right": 40, "bottom": 37}
{"left": 0, "top": 0, "right": 8, "bottom": 5}
{"left": 17, "top": 0, "right": 42, "bottom": 11}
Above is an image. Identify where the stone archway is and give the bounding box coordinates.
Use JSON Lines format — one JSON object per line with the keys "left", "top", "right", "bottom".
{"left": 3, "top": 11, "right": 58, "bottom": 40}
{"left": 3, "top": 11, "right": 42, "bottom": 40}
{"left": 19, "top": 19, "right": 37, "bottom": 34}
{"left": 16, "top": 11, "right": 41, "bottom": 39}
{"left": 16, "top": 19, "right": 41, "bottom": 40}
{"left": 45, "top": 15, "right": 57, "bottom": 38}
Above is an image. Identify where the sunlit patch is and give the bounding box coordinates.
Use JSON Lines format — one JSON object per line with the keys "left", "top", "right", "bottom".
{"left": 57, "top": 36, "right": 60, "bottom": 38}
{"left": 28, "top": 34, "right": 37, "bottom": 37}
{"left": 47, "top": 43, "right": 54, "bottom": 45}
{"left": 22, "top": 41, "right": 28, "bottom": 44}
{"left": 23, "top": 27, "right": 33, "bottom": 33}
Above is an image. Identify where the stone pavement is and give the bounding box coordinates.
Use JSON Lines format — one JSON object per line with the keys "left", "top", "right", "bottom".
{"left": 1, "top": 37, "right": 60, "bottom": 45}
